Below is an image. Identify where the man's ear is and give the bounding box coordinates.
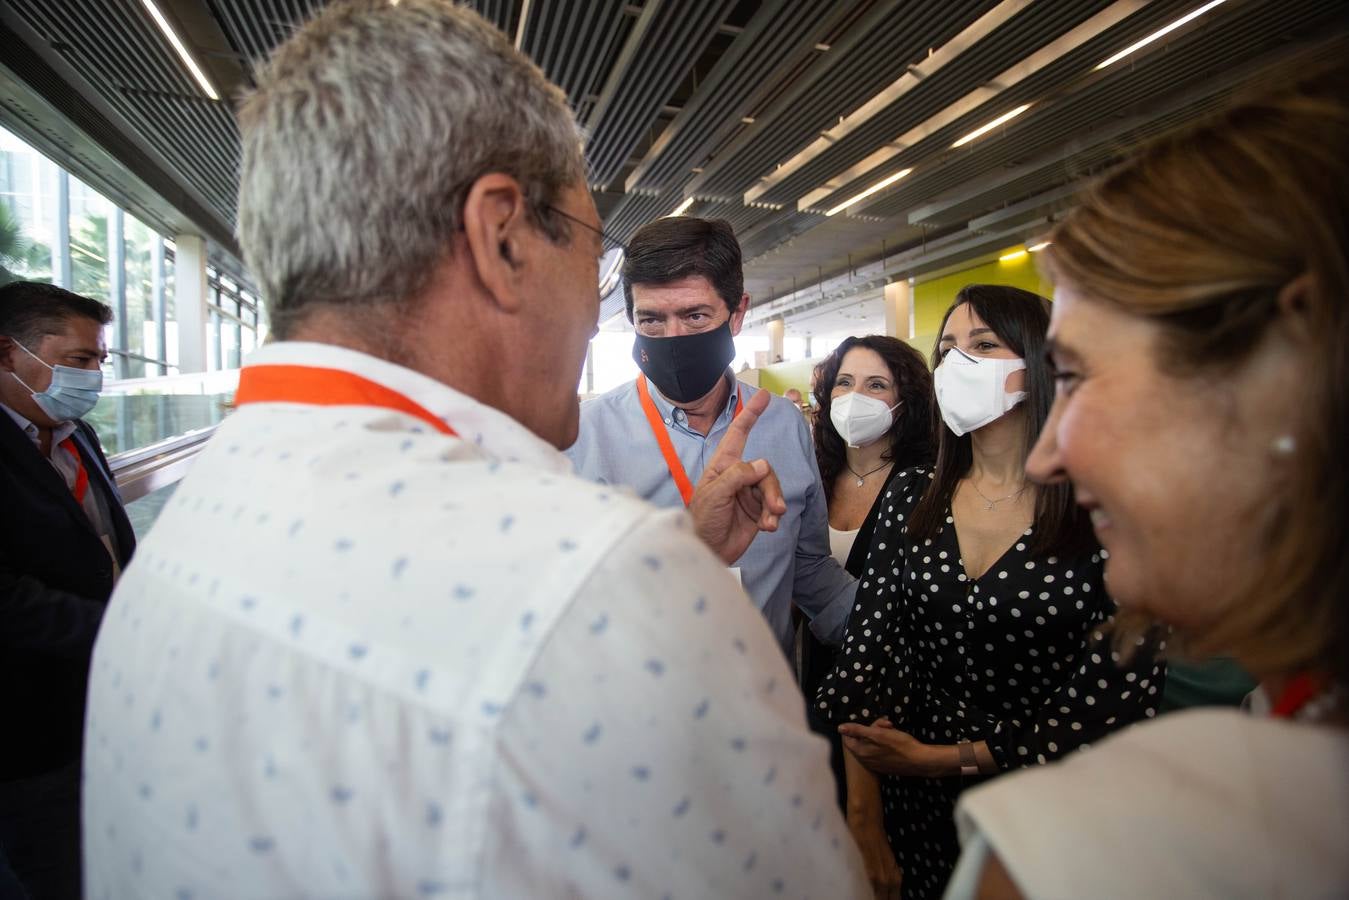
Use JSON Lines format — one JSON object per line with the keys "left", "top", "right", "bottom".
{"left": 0, "top": 336, "right": 17, "bottom": 373}
{"left": 729, "top": 292, "right": 750, "bottom": 337}
{"left": 462, "top": 173, "right": 531, "bottom": 314}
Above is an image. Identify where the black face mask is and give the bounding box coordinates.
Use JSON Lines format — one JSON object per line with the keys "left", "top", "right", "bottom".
{"left": 632, "top": 320, "right": 736, "bottom": 404}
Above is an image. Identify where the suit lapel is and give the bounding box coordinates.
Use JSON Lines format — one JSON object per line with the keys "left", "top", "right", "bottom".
{"left": 0, "top": 411, "right": 98, "bottom": 534}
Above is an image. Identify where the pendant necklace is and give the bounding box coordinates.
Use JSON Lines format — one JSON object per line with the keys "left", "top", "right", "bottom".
{"left": 846, "top": 461, "right": 890, "bottom": 487}
{"left": 972, "top": 481, "right": 1028, "bottom": 511}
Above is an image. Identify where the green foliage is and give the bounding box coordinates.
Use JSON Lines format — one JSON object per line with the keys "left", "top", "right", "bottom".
{"left": 0, "top": 201, "right": 54, "bottom": 285}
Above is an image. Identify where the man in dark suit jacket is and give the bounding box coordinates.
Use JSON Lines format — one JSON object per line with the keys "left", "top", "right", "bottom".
{"left": 0, "top": 281, "right": 135, "bottom": 900}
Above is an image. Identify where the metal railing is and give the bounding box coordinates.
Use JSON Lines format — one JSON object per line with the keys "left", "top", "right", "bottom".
{"left": 109, "top": 424, "right": 219, "bottom": 503}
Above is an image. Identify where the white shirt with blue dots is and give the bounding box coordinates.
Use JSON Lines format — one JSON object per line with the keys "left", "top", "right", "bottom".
{"left": 83, "top": 341, "right": 868, "bottom": 899}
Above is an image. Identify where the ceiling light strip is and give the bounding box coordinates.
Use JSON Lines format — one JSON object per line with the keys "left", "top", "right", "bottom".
{"left": 1095, "top": 0, "right": 1230, "bottom": 70}
{"left": 824, "top": 168, "right": 912, "bottom": 217}
{"left": 951, "top": 104, "right": 1033, "bottom": 148}
{"left": 743, "top": 0, "right": 1032, "bottom": 205}
{"left": 138, "top": 0, "right": 219, "bottom": 100}
{"left": 667, "top": 197, "right": 696, "bottom": 217}
{"left": 794, "top": 0, "right": 1151, "bottom": 213}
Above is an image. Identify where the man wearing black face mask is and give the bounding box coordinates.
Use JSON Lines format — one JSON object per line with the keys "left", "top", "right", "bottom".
{"left": 567, "top": 217, "right": 856, "bottom": 661}
{"left": 0, "top": 280, "right": 135, "bottom": 899}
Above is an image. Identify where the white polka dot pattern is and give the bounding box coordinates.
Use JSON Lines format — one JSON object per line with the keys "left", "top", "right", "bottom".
{"left": 816, "top": 469, "right": 1165, "bottom": 899}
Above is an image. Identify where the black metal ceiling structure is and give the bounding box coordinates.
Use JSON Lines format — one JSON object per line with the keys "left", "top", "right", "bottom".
{"left": 2, "top": 0, "right": 1345, "bottom": 325}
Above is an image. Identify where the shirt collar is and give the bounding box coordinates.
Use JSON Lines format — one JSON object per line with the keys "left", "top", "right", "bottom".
{"left": 244, "top": 342, "right": 572, "bottom": 474}
{"left": 642, "top": 369, "right": 741, "bottom": 421}
{"left": 1, "top": 401, "right": 79, "bottom": 452}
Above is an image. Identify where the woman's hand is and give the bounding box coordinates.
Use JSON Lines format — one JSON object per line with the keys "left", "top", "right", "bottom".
{"left": 839, "top": 717, "right": 951, "bottom": 777}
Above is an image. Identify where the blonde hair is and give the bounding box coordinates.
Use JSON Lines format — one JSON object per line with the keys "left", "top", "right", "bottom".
{"left": 236, "top": 0, "right": 586, "bottom": 337}
{"left": 1046, "top": 54, "right": 1349, "bottom": 686}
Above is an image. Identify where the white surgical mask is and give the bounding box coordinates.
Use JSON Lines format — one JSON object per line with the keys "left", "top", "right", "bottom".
{"left": 933, "top": 347, "right": 1026, "bottom": 436}
{"left": 829, "top": 392, "right": 899, "bottom": 447}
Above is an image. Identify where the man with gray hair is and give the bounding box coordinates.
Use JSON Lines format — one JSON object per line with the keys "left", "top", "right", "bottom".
{"left": 81, "top": 2, "right": 867, "bottom": 897}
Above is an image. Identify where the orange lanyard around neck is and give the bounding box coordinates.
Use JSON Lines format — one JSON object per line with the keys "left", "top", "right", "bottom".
{"left": 233, "top": 365, "right": 458, "bottom": 436}
{"left": 635, "top": 375, "right": 743, "bottom": 507}
{"left": 58, "top": 437, "right": 89, "bottom": 504}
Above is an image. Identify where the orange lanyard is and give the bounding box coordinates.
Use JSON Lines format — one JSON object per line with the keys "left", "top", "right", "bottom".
{"left": 635, "top": 376, "right": 743, "bottom": 507}
{"left": 58, "top": 437, "right": 89, "bottom": 504}
{"left": 234, "top": 365, "right": 458, "bottom": 436}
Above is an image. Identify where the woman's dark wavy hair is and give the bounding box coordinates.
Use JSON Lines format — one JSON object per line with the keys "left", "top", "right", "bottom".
{"left": 906, "top": 284, "right": 1093, "bottom": 558}
{"left": 812, "top": 335, "right": 934, "bottom": 504}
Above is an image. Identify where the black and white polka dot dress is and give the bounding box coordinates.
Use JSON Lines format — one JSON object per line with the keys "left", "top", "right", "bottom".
{"left": 816, "top": 469, "right": 1165, "bottom": 899}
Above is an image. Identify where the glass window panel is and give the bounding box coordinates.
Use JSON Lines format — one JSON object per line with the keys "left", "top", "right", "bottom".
{"left": 124, "top": 214, "right": 156, "bottom": 363}
{"left": 221, "top": 316, "right": 240, "bottom": 369}
{"left": 120, "top": 353, "right": 147, "bottom": 379}
{"left": 208, "top": 310, "right": 221, "bottom": 371}
{"left": 0, "top": 126, "right": 58, "bottom": 284}
{"left": 68, "top": 177, "right": 112, "bottom": 304}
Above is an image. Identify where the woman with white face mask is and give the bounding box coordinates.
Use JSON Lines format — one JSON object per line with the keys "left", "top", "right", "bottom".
{"left": 799, "top": 336, "right": 934, "bottom": 879}
{"left": 813, "top": 335, "right": 935, "bottom": 568}
{"left": 814, "top": 285, "right": 1166, "bottom": 900}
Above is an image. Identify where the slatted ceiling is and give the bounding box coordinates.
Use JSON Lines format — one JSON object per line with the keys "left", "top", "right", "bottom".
{"left": 737, "top": 209, "right": 828, "bottom": 261}
{"left": 814, "top": 0, "right": 1342, "bottom": 220}
{"left": 5, "top": 0, "right": 1345, "bottom": 317}
{"left": 210, "top": 0, "right": 320, "bottom": 67}
{"left": 690, "top": 0, "right": 1001, "bottom": 199}
{"left": 520, "top": 0, "right": 630, "bottom": 113}
{"left": 624, "top": 0, "right": 845, "bottom": 193}
{"left": 694, "top": 199, "right": 783, "bottom": 238}
{"left": 751, "top": 0, "right": 1129, "bottom": 209}
{"left": 583, "top": 0, "right": 738, "bottom": 189}
{"left": 8, "top": 0, "right": 242, "bottom": 229}
{"left": 602, "top": 183, "right": 687, "bottom": 244}
{"left": 474, "top": 0, "right": 517, "bottom": 34}
{"left": 871, "top": 0, "right": 1345, "bottom": 222}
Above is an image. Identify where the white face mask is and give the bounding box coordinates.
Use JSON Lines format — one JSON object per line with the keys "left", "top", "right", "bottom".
{"left": 934, "top": 347, "right": 1027, "bottom": 436}
{"left": 829, "top": 391, "right": 899, "bottom": 447}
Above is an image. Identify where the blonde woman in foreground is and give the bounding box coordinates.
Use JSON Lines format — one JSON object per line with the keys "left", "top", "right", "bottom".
{"left": 946, "top": 57, "right": 1349, "bottom": 899}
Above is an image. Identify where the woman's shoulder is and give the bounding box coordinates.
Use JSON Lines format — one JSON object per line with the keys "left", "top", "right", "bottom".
{"left": 881, "top": 465, "right": 933, "bottom": 506}
{"left": 955, "top": 710, "right": 1349, "bottom": 898}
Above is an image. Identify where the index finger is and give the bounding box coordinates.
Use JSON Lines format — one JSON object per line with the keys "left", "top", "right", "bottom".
{"left": 700, "top": 387, "right": 770, "bottom": 484}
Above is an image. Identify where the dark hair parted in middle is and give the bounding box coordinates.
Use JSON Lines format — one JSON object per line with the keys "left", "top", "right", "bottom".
{"left": 906, "top": 283, "right": 1093, "bottom": 558}
{"left": 622, "top": 217, "right": 744, "bottom": 320}
{"left": 812, "top": 335, "right": 935, "bottom": 504}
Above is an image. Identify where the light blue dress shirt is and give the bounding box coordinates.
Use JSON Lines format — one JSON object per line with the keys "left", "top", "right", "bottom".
{"left": 567, "top": 372, "right": 856, "bottom": 657}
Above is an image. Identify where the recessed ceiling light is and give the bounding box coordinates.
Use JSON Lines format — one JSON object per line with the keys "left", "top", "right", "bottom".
{"left": 667, "top": 197, "right": 695, "bottom": 217}
{"left": 1095, "top": 0, "right": 1231, "bottom": 71}
{"left": 138, "top": 0, "right": 219, "bottom": 100}
{"left": 952, "top": 104, "right": 1032, "bottom": 149}
{"left": 824, "top": 168, "right": 913, "bottom": 217}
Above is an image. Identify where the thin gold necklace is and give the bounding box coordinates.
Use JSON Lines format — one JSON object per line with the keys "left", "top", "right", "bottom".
{"left": 845, "top": 461, "right": 890, "bottom": 487}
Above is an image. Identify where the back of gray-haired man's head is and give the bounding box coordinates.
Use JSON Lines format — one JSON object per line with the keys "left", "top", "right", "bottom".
{"left": 236, "top": 0, "right": 586, "bottom": 338}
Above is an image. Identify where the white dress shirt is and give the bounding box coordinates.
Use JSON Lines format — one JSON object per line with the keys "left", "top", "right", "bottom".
{"left": 83, "top": 342, "right": 867, "bottom": 899}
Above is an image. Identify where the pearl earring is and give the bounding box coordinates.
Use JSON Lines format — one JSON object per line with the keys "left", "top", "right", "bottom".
{"left": 1271, "top": 434, "right": 1296, "bottom": 456}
